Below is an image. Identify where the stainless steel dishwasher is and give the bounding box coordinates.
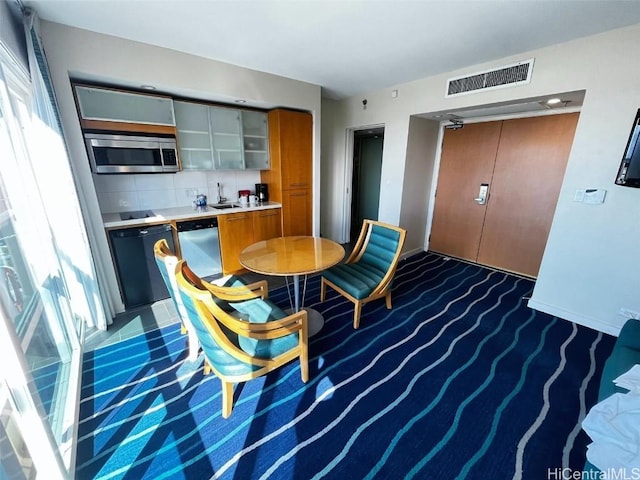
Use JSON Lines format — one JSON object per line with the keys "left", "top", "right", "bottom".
{"left": 176, "top": 218, "right": 222, "bottom": 279}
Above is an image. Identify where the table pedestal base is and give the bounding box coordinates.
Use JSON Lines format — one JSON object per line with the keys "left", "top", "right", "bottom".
{"left": 286, "top": 307, "right": 324, "bottom": 337}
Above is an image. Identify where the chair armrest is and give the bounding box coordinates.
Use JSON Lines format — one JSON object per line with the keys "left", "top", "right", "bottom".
{"left": 235, "top": 310, "right": 308, "bottom": 339}
{"left": 244, "top": 280, "right": 270, "bottom": 299}
{"left": 201, "top": 279, "right": 269, "bottom": 301}
{"left": 220, "top": 309, "right": 307, "bottom": 338}
{"left": 202, "top": 292, "right": 307, "bottom": 340}
{"left": 196, "top": 299, "right": 307, "bottom": 367}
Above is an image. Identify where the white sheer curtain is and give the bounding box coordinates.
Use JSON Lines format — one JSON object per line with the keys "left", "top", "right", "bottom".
{"left": 0, "top": 43, "right": 76, "bottom": 477}
{"left": 23, "top": 10, "right": 109, "bottom": 331}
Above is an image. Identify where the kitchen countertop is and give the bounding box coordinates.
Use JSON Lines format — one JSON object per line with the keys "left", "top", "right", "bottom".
{"left": 102, "top": 202, "right": 282, "bottom": 229}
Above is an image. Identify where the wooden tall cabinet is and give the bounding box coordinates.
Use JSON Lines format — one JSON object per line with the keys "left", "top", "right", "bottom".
{"left": 261, "top": 109, "right": 312, "bottom": 236}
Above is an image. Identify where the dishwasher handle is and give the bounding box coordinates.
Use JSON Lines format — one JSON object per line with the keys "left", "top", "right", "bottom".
{"left": 177, "top": 217, "right": 219, "bottom": 231}
{"left": 110, "top": 224, "right": 172, "bottom": 238}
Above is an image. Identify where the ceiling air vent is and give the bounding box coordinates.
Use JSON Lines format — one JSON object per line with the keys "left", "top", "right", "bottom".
{"left": 446, "top": 58, "right": 534, "bottom": 97}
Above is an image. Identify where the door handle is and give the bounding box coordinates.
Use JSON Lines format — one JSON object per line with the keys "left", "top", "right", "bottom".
{"left": 474, "top": 184, "right": 489, "bottom": 205}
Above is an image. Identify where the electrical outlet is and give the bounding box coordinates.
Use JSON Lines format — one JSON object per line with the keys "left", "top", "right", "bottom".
{"left": 618, "top": 308, "right": 640, "bottom": 320}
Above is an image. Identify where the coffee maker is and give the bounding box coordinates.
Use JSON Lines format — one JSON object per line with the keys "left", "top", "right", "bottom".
{"left": 255, "top": 183, "right": 269, "bottom": 203}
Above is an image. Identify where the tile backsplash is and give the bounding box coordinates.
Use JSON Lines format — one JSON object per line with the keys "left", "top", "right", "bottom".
{"left": 94, "top": 170, "right": 262, "bottom": 213}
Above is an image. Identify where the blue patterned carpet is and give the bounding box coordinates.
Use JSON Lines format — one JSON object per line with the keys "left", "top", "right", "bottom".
{"left": 75, "top": 252, "right": 615, "bottom": 479}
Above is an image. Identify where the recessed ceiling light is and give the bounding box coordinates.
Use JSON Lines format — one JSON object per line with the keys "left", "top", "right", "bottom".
{"left": 235, "top": 99, "right": 247, "bottom": 104}
{"left": 140, "top": 85, "right": 156, "bottom": 90}
{"left": 546, "top": 98, "right": 562, "bottom": 105}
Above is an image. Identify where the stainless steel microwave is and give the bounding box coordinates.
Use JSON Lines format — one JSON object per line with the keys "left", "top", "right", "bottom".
{"left": 84, "top": 133, "right": 179, "bottom": 174}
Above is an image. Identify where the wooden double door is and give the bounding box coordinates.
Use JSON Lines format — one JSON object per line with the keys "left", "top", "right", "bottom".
{"left": 429, "top": 113, "right": 579, "bottom": 277}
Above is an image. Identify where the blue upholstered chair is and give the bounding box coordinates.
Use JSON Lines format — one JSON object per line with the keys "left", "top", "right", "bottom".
{"left": 320, "top": 220, "right": 406, "bottom": 329}
{"left": 154, "top": 238, "right": 267, "bottom": 362}
{"left": 154, "top": 239, "right": 200, "bottom": 361}
{"left": 175, "top": 259, "right": 309, "bottom": 418}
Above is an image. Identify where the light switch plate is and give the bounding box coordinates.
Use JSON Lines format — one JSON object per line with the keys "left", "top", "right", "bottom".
{"left": 573, "top": 188, "right": 606, "bottom": 204}
{"left": 583, "top": 189, "right": 606, "bottom": 204}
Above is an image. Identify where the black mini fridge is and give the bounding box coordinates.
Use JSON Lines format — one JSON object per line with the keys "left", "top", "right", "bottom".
{"left": 109, "top": 224, "right": 175, "bottom": 309}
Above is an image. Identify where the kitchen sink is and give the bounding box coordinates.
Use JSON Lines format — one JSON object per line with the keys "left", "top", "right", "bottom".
{"left": 210, "top": 204, "right": 239, "bottom": 210}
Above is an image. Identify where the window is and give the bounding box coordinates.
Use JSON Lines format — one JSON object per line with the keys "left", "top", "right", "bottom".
{"left": 0, "top": 35, "right": 95, "bottom": 476}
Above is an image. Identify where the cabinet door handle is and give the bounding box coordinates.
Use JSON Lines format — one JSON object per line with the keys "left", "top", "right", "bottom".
{"left": 291, "top": 192, "right": 307, "bottom": 197}
{"left": 228, "top": 215, "right": 248, "bottom": 221}
{"left": 290, "top": 183, "right": 308, "bottom": 187}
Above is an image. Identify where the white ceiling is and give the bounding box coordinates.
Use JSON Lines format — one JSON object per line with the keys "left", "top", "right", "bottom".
{"left": 21, "top": 0, "right": 640, "bottom": 100}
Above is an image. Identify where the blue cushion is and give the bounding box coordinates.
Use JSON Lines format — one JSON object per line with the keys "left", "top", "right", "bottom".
{"left": 178, "top": 287, "right": 260, "bottom": 377}
{"left": 323, "top": 263, "right": 385, "bottom": 299}
{"left": 213, "top": 276, "right": 249, "bottom": 312}
{"left": 178, "top": 272, "right": 299, "bottom": 371}
{"left": 360, "top": 225, "right": 401, "bottom": 272}
{"left": 614, "top": 319, "right": 640, "bottom": 350}
{"left": 584, "top": 319, "right": 640, "bottom": 475}
{"left": 597, "top": 319, "right": 640, "bottom": 400}
{"left": 322, "top": 224, "right": 401, "bottom": 299}
{"left": 231, "top": 298, "right": 299, "bottom": 358}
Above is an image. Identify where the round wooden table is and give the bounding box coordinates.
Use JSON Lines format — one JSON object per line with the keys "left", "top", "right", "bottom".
{"left": 239, "top": 236, "right": 345, "bottom": 336}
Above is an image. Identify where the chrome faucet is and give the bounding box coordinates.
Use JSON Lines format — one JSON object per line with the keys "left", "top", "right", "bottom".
{"left": 217, "top": 182, "right": 227, "bottom": 204}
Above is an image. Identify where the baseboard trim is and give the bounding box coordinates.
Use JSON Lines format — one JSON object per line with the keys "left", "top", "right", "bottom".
{"left": 402, "top": 247, "right": 425, "bottom": 260}
{"left": 527, "top": 298, "right": 621, "bottom": 337}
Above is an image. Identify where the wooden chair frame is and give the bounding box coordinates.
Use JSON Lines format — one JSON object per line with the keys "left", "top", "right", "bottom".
{"left": 175, "top": 260, "right": 308, "bottom": 418}
{"left": 154, "top": 238, "right": 271, "bottom": 361}
{"left": 320, "top": 219, "right": 406, "bottom": 329}
{"left": 154, "top": 239, "right": 200, "bottom": 361}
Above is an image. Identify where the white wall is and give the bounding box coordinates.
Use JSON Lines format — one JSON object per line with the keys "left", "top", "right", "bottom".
{"left": 322, "top": 23, "right": 640, "bottom": 335}
{"left": 400, "top": 116, "right": 440, "bottom": 256}
{"left": 40, "top": 21, "right": 322, "bottom": 316}
{"left": 320, "top": 91, "right": 414, "bottom": 241}
{"left": 320, "top": 98, "right": 346, "bottom": 238}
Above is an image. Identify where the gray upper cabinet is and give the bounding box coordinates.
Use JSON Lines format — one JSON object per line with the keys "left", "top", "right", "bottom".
{"left": 174, "top": 101, "right": 214, "bottom": 170}
{"left": 75, "top": 86, "right": 175, "bottom": 126}
{"left": 242, "top": 110, "right": 269, "bottom": 170}
{"left": 210, "top": 107, "right": 244, "bottom": 170}
{"left": 173, "top": 100, "right": 269, "bottom": 171}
